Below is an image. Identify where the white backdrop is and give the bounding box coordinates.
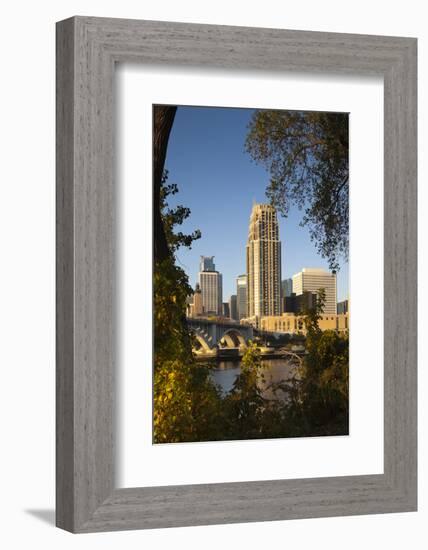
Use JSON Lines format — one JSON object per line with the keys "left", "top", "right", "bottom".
{"left": 118, "top": 66, "right": 383, "bottom": 488}
{"left": 0, "top": 1, "right": 425, "bottom": 549}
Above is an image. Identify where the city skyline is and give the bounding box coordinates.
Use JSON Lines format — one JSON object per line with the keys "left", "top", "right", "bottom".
{"left": 190, "top": 252, "right": 339, "bottom": 319}
{"left": 164, "top": 105, "right": 348, "bottom": 302}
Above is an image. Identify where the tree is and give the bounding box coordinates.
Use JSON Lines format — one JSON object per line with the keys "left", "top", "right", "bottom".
{"left": 303, "top": 287, "right": 327, "bottom": 336}
{"left": 291, "top": 287, "right": 349, "bottom": 435}
{"left": 224, "top": 342, "right": 267, "bottom": 439}
{"left": 153, "top": 105, "right": 177, "bottom": 263}
{"left": 245, "top": 110, "right": 349, "bottom": 270}
{"left": 154, "top": 170, "right": 225, "bottom": 443}
{"left": 154, "top": 171, "right": 201, "bottom": 367}
{"left": 159, "top": 170, "right": 201, "bottom": 255}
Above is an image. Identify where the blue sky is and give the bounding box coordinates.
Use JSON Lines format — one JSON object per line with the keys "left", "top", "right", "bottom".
{"left": 163, "top": 106, "right": 349, "bottom": 303}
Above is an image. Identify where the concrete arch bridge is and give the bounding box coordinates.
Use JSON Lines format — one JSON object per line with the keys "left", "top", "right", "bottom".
{"left": 187, "top": 318, "right": 253, "bottom": 357}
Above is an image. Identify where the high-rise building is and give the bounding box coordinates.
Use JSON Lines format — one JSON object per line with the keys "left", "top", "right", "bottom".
{"left": 200, "top": 256, "right": 215, "bottom": 272}
{"left": 246, "top": 203, "right": 282, "bottom": 320}
{"left": 199, "top": 271, "right": 222, "bottom": 316}
{"left": 281, "top": 278, "right": 293, "bottom": 298}
{"left": 198, "top": 256, "right": 222, "bottom": 315}
{"left": 222, "top": 302, "right": 230, "bottom": 318}
{"left": 229, "top": 294, "right": 238, "bottom": 321}
{"left": 292, "top": 268, "right": 337, "bottom": 315}
{"left": 188, "top": 283, "right": 203, "bottom": 317}
{"left": 236, "top": 274, "right": 247, "bottom": 320}
{"left": 337, "top": 299, "right": 349, "bottom": 315}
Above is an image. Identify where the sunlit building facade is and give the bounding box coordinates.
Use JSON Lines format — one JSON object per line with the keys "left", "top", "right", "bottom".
{"left": 198, "top": 256, "right": 222, "bottom": 316}
{"left": 246, "top": 203, "right": 282, "bottom": 322}
{"left": 187, "top": 283, "right": 203, "bottom": 317}
{"left": 199, "top": 270, "right": 222, "bottom": 316}
{"left": 292, "top": 268, "right": 337, "bottom": 315}
{"left": 260, "top": 312, "right": 349, "bottom": 334}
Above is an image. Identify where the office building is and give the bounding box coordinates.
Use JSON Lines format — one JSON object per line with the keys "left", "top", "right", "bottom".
{"left": 222, "top": 302, "right": 230, "bottom": 318}
{"left": 260, "top": 312, "right": 348, "bottom": 335}
{"left": 281, "top": 278, "right": 293, "bottom": 298}
{"left": 236, "top": 274, "right": 247, "bottom": 320}
{"left": 229, "top": 294, "right": 238, "bottom": 321}
{"left": 198, "top": 256, "right": 222, "bottom": 315}
{"left": 193, "top": 283, "right": 203, "bottom": 316}
{"left": 199, "top": 271, "right": 222, "bottom": 316}
{"left": 187, "top": 283, "right": 203, "bottom": 317}
{"left": 200, "top": 255, "right": 215, "bottom": 272}
{"left": 246, "top": 203, "right": 282, "bottom": 321}
{"left": 337, "top": 299, "right": 349, "bottom": 315}
{"left": 292, "top": 268, "right": 337, "bottom": 315}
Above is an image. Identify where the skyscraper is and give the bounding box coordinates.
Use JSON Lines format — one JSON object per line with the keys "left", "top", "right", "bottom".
{"left": 292, "top": 268, "right": 337, "bottom": 315}
{"left": 188, "top": 283, "right": 203, "bottom": 317}
{"left": 199, "top": 256, "right": 215, "bottom": 272}
{"left": 222, "top": 302, "right": 230, "bottom": 318}
{"left": 337, "top": 299, "right": 349, "bottom": 315}
{"left": 246, "top": 203, "right": 282, "bottom": 320}
{"left": 198, "top": 256, "right": 222, "bottom": 315}
{"left": 281, "top": 278, "right": 293, "bottom": 312}
{"left": 281, "top": 278, "right": 293, "bottom": 298}
{"left": 229, "top": 294, "right": 238, "bottom": 321}
{"left": 236, "top": 274, "right": 247, "bottom": 320}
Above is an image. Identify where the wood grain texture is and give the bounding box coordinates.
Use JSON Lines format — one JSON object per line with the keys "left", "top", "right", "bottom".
{"left": 56, "top": 17, "right": 75, "bottom": 532}
{"left": 56, "top": 16, "right": 417, "bottom": 533}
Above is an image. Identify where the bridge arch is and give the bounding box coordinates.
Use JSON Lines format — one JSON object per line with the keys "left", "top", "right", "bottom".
{"left": 192, "top": 333, "right": 212, "bottom": 352}
{"left": 220, "top": 329, "right": 247, "bottom": 349}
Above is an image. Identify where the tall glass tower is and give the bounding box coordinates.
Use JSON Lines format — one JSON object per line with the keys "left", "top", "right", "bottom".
{"left": 246, "top": 204, "right": 281, "bottom": 320}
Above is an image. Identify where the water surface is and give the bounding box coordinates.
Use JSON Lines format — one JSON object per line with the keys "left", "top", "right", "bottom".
{"left": 211, "top": 357, "right": 298, "bottom": 400}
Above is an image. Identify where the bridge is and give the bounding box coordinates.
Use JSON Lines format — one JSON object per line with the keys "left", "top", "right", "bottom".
{"left": 186, "top": 317, "right": 254, "bottom": 356}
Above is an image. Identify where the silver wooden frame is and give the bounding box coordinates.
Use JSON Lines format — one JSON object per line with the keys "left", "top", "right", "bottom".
{"left": 56, "top": 16, "right": 417, "bottom": 533}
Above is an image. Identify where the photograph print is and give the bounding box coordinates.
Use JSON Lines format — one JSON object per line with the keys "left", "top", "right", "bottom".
{"left": 153, "top": 104, "right": 349, "bottom": 444}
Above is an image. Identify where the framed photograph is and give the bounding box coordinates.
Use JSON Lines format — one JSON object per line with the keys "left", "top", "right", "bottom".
{"left": 56, "top": 16, "right": 417, "bottom": 532}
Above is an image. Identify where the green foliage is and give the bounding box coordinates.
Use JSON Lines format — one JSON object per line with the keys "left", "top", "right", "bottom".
{"left": 159, "top": 170, "right": 201, "bottom": 255}
{"left": 154, "top": 170, "right": 203, "bottom": 365}
{"left": 154, "top": 171, "right": 220, "bottom": 443}
{"left": 303, "top": 288, "right": 326, "bottom": 335}
{"left": 293, "top": 330, "right": 349, "bottom": 435}
{"left": 153, "top": 254, "right": 226, "bottom": 443}
{"left": 154, "top": 356, "right": 224, "bottom": 443}
{"left": 245, "top": 110, "right": 349, "bottom": 270}
{"left": 286, "top": 287, "right": 349, "bottom": 436}
{"left": 223, "top": 342, "right": 267, "bottom": 439}
{"left": 154, "top": 258, "right": 193, "bottom": 366}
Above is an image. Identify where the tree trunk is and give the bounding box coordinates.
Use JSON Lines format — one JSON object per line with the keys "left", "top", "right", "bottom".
{"left": 153, "top": 105, "right": 177, "bottom": 263}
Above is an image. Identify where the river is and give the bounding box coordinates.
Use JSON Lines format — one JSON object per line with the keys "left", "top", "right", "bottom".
{"left": 210, "top": 357, "right": 298, "bottom": 400}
